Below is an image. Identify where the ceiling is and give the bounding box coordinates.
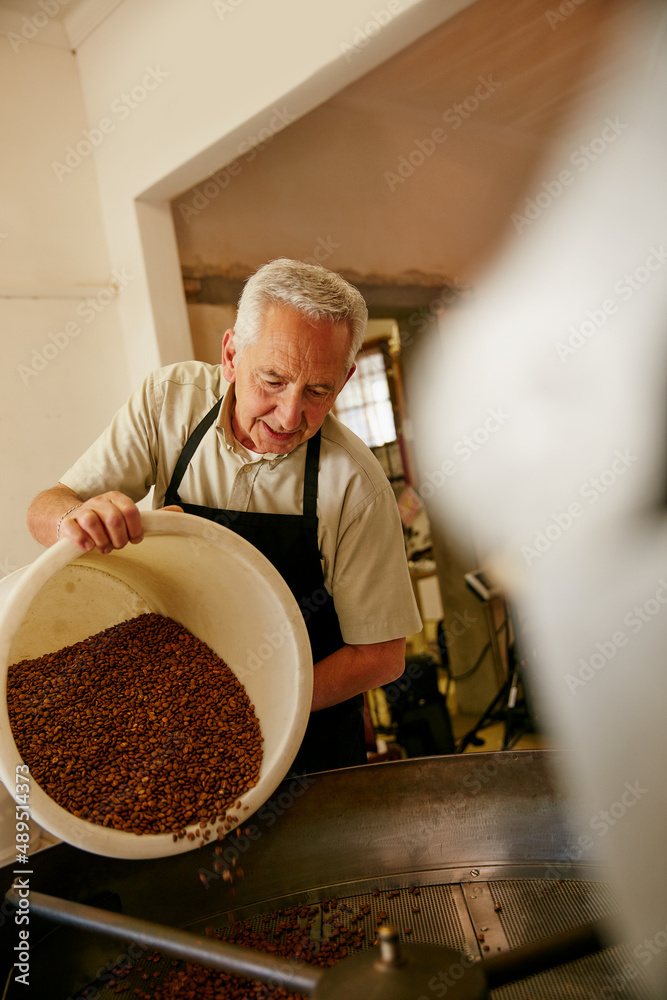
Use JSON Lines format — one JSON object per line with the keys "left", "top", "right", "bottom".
{"left": 173, "top": 0, "right": 629, "bottom": 290}
{"left": 0, "top": 0, "right": 124, "bottom": 48}
{"left": 0, "top": 0, "right": 89, "bottom": 14}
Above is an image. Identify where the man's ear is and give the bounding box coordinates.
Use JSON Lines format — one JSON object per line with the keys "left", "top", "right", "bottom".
{"left": 342, "top": 363, "right": 356, "bottom": 388}
{"left": 221, "top": 329, "right": 238, "bottom": 382}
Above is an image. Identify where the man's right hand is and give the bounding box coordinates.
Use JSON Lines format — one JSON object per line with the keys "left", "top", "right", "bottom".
{"left": 59, "top": 491, "right": 146, "bottom": 553}
{"left": 27, "top": 484, "right": 182, "bottom": 553}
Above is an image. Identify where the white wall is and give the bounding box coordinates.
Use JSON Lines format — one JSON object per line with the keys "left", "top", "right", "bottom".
{"left": 1, "top": 0, "right": 468, "bottom": 571}
{"left": 73, "top": 0, "right": 470, "bottom": 383}
{"left": 0, "top": 40, "right": 130, "bottom": 571}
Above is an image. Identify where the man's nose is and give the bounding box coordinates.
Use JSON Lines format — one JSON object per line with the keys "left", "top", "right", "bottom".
{"left": 275, "top": 387, "right": 303, "bottom": 430}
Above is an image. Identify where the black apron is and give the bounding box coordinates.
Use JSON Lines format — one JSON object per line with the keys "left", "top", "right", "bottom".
{"left": 163, "top": 397, "right": 366, "bottom": 774}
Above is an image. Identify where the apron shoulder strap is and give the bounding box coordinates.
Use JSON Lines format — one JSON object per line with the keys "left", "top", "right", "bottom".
{"left": 303, "top": 432, "right": 321, "bottom": 519}
{"left": 166, "top": 397, "right": 223, "bottom": 500}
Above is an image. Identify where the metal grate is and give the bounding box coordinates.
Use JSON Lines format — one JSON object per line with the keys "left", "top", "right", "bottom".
{"left": 484, "top": 881, "right": 650, "bottom": 1000}
{"left": 215, "top": 883, "right": 470, "bottom": 954}
{"left": 490, "top": 944, "right": 650, "bottom": 1000}
{"left": 68, "top": 880, "right": 653, "bottom": 1000}
{"left": 488, "top": 879, "right": 621, "bottom": 948}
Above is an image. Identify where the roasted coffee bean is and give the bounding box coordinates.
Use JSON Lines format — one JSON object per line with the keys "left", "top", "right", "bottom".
{"left": 7, "top": 613, "right": 262, "bottom": 836}
{"left": 149, "top": 902, "right": 353, "bottom": 1000}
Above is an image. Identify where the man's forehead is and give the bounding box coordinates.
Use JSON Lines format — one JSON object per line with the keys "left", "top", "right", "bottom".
{"left": 248, "top": 309, "right": 351, "bottom": 362}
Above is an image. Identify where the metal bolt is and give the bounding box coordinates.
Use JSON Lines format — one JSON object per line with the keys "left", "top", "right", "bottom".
{"left": 376, "top": 924, "right": 406, "bottom": 969}
{"left": 470, "top": 869, "right": 480, "bottom": 878}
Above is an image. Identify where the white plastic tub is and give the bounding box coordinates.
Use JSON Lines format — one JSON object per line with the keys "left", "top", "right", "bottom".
{"left": 0, "top": 512, "right": 312, "bottom": 859}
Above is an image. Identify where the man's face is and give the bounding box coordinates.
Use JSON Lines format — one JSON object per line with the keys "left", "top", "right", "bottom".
{"left": 221, "top": 303, "right": 356, "bottom": 455}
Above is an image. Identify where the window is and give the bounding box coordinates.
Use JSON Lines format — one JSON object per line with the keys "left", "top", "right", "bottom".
{"left": 334, "top": 346, "right": 396, "bottom": 448}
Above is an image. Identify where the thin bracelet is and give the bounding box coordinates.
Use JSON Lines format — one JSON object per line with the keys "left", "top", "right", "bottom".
{"left": 56, "top": 504, "right": 82, "bottom": 540}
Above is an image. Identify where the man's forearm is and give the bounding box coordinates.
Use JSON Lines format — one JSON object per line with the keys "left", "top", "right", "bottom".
{"left": 27, "top": 484, "right": 84, "bottom": 548}
{"left": 311, "top": 637, "right": 405, "bottom": 712}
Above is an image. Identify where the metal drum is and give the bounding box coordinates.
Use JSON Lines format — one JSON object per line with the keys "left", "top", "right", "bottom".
{"left": 0, "top": 751, "right": 654, "bottom": 999}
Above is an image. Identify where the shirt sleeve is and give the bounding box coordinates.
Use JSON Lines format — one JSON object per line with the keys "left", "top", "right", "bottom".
{"left": 59, "top": 371, "right": 160, "bottom": 502}
{"left": 331, "top": 485, "right": 423, "bottom": 645}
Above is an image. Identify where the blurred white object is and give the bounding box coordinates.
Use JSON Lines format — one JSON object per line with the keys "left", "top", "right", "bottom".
{"left": 414, "top": 3, "right": 667, "bottom": 995}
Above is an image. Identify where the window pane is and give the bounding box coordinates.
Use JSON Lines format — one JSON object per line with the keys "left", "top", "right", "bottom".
{"left": 334, "top": 346, "right": 397, "bottom": 448}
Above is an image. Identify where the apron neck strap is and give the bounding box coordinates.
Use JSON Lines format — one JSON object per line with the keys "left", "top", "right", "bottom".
{"left": 303, "top": 432, "right": 321, "bottom": 519}
{"left": 167, "top": 397, "right": 223, "bottom": 498}
{"left": 167, "top": 395, "right": 321, "bottom": 519}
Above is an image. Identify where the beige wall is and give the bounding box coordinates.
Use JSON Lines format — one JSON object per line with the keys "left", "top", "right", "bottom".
{"left": 0, "top": 41, "right": 129, "bottom": 572}
{"left": 171, "top": 0, "right": 613, "bottom": 288}
{"left": 1, "top": 0, "right": 468, "bottom": 572}
{"left": 73, "top": 0, "right": 470, "bottom": 384}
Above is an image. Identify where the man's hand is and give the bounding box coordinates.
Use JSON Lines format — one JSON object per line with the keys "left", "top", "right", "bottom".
{"left": 60, "top": 491, "right": 144, "bottom": 553}
{"left": 27, "top": 483, "right": 182, "bottom": 553}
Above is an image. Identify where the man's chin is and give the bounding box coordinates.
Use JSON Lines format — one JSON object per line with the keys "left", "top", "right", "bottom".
{"left": 252, "top": 435, "right": 297, "bottom": 454}
{"left": 256, "top": 425, "right": 304, "bottom": 454}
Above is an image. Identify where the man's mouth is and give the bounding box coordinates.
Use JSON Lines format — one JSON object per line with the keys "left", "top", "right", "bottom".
{"left": 262, "top": 423, "right": 299, "bottom": 441}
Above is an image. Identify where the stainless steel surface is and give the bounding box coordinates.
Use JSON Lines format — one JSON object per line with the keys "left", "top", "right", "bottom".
{"left": 312, "top": 940, "right": 488, "bottom": 1000}
{"left": 483, "top": 917, "right": 607, "bottom": 991}
{"left": 0, "top": 752, "right": 652, "bottom": 998}
{"left": 9, "top": 888, "right": 322, "bottom": 993}
{"left": 462, "top": 882, "right": 510, "bottom": 955}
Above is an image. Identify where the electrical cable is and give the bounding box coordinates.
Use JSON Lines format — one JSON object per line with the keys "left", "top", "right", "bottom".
{"left": 440, "top": 615, "right": 509, "bottom": 684}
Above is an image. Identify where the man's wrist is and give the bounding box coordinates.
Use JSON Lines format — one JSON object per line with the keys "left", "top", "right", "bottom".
{"left": 56, "top": 503, "right": 82, "bottom": 540}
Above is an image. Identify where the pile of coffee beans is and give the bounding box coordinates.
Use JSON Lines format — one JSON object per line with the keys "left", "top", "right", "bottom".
{"left": 145, "top": 904, "right": 351, "bottom": 1000}
{"left": 91, "top": 889, "right": 421, "bottom": 997}
{"left": 7, "top": 613, "right": 262, "bottom": 836}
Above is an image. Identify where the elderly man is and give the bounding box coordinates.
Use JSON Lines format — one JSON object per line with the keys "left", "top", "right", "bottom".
{"left": 27, "top": 258, "right": 421, "bottom": 773}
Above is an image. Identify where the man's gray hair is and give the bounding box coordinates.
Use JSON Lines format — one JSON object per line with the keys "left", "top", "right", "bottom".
{"left": 234, "top": 258, "right": 368, "bottom": 368}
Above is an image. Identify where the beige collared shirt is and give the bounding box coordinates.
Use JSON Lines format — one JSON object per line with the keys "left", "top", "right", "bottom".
{"left": 61, "top": 361, "right": 422, "bottom": 645}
